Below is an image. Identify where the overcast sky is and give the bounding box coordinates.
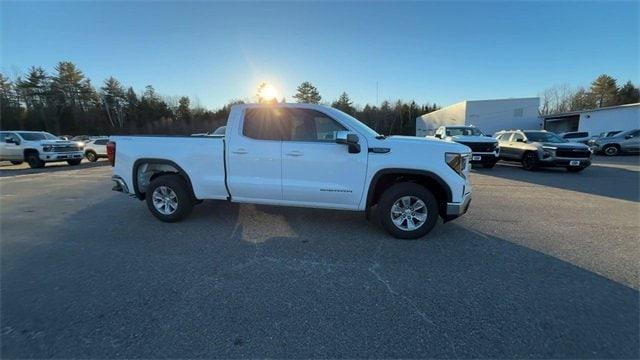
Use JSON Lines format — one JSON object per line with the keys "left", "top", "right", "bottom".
{"left": 2, "top": 1, "right": 638, "bottom": 109}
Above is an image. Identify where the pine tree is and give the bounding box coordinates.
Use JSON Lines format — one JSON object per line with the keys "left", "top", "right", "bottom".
{"left": 616, "top": 81, "right": 640, "bottom": 105}
{"left": 101, "top": 77, "right": 126, "bottom": 128}
{"left": 177, "top": 96, "right": 192, "bottom": 123}
{"left": 590, "top": 74, "right": 618, "bottom": 107}
{"left": 292, "top": 81, "right": 321, "bottom": 104}
{"left": 331, "top": 92, "right": 354, "bottom": 115}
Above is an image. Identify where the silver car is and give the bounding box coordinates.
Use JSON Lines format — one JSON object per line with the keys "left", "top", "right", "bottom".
{"left": 590, "top": 129, "right": 640, "bottom": 156}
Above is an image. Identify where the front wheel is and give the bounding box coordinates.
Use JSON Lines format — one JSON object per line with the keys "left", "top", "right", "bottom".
{"left": 603, "top": 144, "right": 620, "bottom": 156}
{"left": 521, "top": 151, "right": 538, "bottom": 171}
{"left": 26, "top": 153, "right": 45, "bottom": 168}
{"left": 377, "top": 183, "right": 439, "bottom": 240}
{"left": 145, "top": 174, "right": 194, "bottom": 222}
{"left": 67, "top": 159, "right": 82, "bottom": 166}
{"left": 85, "top": 151, "right": 98, "bottom": 162}
{"left": 482, "top": 161, "right": 497, "bottom": 169}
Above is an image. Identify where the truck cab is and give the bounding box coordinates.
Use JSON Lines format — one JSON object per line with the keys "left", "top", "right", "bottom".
{"left": 434, "top": 125, "right": 499, "bottom": 168}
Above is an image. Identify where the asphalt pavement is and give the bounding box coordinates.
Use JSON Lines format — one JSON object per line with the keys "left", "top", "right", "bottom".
{"left": 1, "top": 156, "right": 638, "bottom": 358}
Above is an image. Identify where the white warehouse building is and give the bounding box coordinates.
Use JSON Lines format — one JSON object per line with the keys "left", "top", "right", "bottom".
{"left": 541, "top": 103, "right": 640, "bottom": 134}
{"left": 416, "top": 97, "right": 541, "bottom": 137}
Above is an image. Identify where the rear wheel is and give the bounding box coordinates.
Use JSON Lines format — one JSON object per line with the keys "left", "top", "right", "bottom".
{"left": 26, "top": 152, "right": 45, "bottom": 168}
{"left": 145, "top": 174, "right": 194, "bottom": 222}
{"left": 378, "top": 182, "right": 439, "bottom": 240}
{"left": 603, "top": 144, "right": 620, "bottom": 156}
{"left": 67, "top": 159, "right": 82, "bottom": 166}
{"left": 521, "top": 151, "right": 538, "bottom": 171}
{"left": 85, "top": 151, "right": 98, "bottom": 162}
{"left": 10, "top": 161, "right": 23, "bottom": 165}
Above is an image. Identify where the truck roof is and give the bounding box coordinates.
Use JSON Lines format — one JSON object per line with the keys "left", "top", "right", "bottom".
{"left": 231, "top": 103, "right": 334, "bottom": 111}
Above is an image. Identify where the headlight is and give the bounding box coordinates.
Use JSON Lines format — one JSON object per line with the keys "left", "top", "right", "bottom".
{"left": 42, "top": 145, "right": 53, "bottom": 152}
{"left": 445, "top": 152, "right": 467, "bottom": 177}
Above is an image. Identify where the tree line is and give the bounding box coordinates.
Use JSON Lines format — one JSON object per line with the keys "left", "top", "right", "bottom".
{"left": 3, "top": 62, "right": 637, "bottom": 137}
{"left": 0, "top": 63, "right": 439, "bottom": 136}
{"left": 539, "top": 74, "right": 639, "bottom": 115}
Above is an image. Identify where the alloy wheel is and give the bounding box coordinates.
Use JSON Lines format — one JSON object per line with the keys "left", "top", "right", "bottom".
{"left": 390, "top": 196, "right": 428, "bottom": 231}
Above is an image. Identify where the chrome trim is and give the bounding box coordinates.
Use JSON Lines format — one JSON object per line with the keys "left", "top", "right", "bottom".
{"left": 446, "top": 192, "right": 472, "bottom": 216}
{"left": 111, "top": 175, "right": 129, "bottom": 193}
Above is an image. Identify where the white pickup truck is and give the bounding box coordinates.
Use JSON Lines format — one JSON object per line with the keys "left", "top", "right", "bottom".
{"left": 0, "top": 131, "right": 84, "bottom": 168}
{"left": 109, "top": 104, "right": 472, "bottom": 239}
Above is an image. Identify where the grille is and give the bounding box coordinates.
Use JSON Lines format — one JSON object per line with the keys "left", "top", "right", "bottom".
{"left": 458, "top": 142, "right": 496, "bottom": 153}
{"left": 52, "top": 145, "right": 80, "bottom": 152}
{"left": 556, "top": 149, "right": 590, "bottom": 158}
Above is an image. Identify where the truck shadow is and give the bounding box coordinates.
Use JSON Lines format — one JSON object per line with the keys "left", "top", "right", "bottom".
{"left": 1, "top": 196, "right": 638, "bottom": 358}
{"left": 475, "top": 160, "right": 640, "bottom": 202}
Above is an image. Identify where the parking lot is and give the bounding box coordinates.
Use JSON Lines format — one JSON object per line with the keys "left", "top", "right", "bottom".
{"left": 1, "top": 156, "right": 638, "bottom": 358}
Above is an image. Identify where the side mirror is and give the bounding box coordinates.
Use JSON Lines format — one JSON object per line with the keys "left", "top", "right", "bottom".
{"left": 5, "top": 138, "right": 16, "bottom": 144}
{"left": 434, "top": 134, "right": 442, "bottom": 139}
{"left": 335, "top": 131, "right": 361, "bottom": 154}
{"left": 625, "top": 135, "right": 633, "bottom": 139}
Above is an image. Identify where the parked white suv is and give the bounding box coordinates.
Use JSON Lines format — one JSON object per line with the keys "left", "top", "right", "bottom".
{"left": 84, "top": 138, "right": 110, "bottom": 162}
{"left": 109, "top": 103, "right": 473, "bottom": 239}
{"left": 0, "top": 131, "right": 84, "bottom": 168}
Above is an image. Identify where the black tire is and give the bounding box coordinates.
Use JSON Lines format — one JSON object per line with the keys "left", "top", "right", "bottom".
{"left": 482, "top": 161, "right": 496, "bottom": 169}
{"left": 567, "top": 166, "right": 587, "bottom": 173}
{"left": 521, "top": 151, "right": 538, "bottom": 171}
{"left": 10, "top": 161, "right": 23, "bottom": 165}
{"left": 377, "top": 182, "right": 439, "bottom": 240}
{"left": 26, "top": 152, "right": 45, "bottom": 168}
{"left": 145, "top": 174, "right": 194, "bottom": 222}
{"left": 67, "top": 159, "right": 82, "bottom": 166}
{"left": 85, "top": 151, "right": 98, "bottom": 162}
{"left": 602, "top": 144, "right": 620, "bottom": 156}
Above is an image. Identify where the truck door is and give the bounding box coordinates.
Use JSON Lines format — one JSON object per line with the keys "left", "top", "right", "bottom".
{"left": 280, "top": 108, "right": 368, "bottom": 209}
{"left": 0, "top": 132, "right": 22, "bottom": 161}
{"left": 620, "top": 130, "right": 640, "bottom": 153}
{"left": 226, "top": 108, "right": 284, "bottom": 202}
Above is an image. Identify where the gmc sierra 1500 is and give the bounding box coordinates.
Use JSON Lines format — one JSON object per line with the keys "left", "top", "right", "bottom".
{"left": 109, "top": 103, "right": 472, "bottom": 239}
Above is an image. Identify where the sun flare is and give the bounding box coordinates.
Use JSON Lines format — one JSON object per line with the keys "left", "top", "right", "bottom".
{"left": 258, "top": 83, "right": 278, "bottom": 102}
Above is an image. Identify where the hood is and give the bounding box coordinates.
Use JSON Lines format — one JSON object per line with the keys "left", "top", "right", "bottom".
{"left": 447, "top": 135, "right": 496, "bottom": 143}
{"left": 384, "top": 135, "right": 471, "bottom": 153}
{"left": 39, "top": 140, "right": 78, "bottom": 146}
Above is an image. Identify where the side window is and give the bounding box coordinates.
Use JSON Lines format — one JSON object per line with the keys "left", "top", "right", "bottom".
{"left": 511, "top": 133, "right": 524, "bottom": 142}
{"left": 564, "top": 132, "right": 588, "bottom": 139}
{"left": 0, "top": 133, "right": 6, "bottom": 142}
{"left": 243, "top": 108, "right": 288, "bottom": 141}
{"left": 94, "top": 139, "right": 108, "bottom": 145}
{"left": 1, "top": 132, "right": 18, "bottom": 143}
{"left": 285, "top": 109, "right": 346, "bottom": 142}
{"left": 498, "top": 132, "right": 511, "bottom": 141}
{"left": 628, "top": 130, "right": 640, "bottom": 138}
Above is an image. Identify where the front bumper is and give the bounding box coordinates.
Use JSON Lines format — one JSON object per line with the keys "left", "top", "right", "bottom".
{"left": 469, "top": 151, "right": 499, "bottom": 164}
{"left": 40, "top": 151, "right": 84, "bottom": 161}
{"left": 444, "top": 191, "right": 471, "bottom": 222}
{"left": 539, "top": 157, "right": 591, "bottom": 168}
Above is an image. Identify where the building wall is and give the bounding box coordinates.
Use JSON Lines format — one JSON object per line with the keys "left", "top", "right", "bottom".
{"left": 578, "top": 104, "right": 640, "bottom": 134}
{"left": 465, "top": 98, "right": 541, "bottom": 135}
{"left": 415, "top": 101, "right": 466, "bottom": 137}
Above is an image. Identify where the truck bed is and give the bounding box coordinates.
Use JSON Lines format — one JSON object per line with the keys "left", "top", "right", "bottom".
{"left": 111, "top": 135, "right": 228, "bottom": 200}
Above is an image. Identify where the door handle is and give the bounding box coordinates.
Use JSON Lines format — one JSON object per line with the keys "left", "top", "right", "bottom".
{"left": 232, "top": 148, "right": 248, "bottom": 155}
{"left": 285, "top": 150, "right": 303, "bottom": 157}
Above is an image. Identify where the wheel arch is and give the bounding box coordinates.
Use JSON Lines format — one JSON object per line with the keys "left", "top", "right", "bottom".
{"left": 23, "top": 148, "right": 39, "bottom": 157}
{"left": 365, "top": 168, "right": 452, "bottom": 219}
{"left": 132, "top": 158, "right": 196, "bottom": 201}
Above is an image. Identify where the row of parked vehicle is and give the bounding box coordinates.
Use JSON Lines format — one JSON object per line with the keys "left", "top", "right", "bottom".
{"left": 0, "top": 131, "right": 109, "bottom": 168}
{"left": 431, "top": 125, "right": 640, "bottom": 173}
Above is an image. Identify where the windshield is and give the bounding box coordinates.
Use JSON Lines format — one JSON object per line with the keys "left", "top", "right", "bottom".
{"left": 524, "top": 131, "right": 566, "bottom": 143}
{"left": 445, "top": 127, "right": 484, "bottom": 136}
{"left": 18, "top": 132, "right": 57, "bottom": 141}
